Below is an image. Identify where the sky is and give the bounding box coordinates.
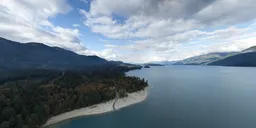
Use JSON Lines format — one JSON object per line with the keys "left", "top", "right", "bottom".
{"left": 0, "top": 0, "right": 256, "bottom": 63}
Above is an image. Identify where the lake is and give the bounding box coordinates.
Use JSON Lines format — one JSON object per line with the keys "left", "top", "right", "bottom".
{"left": 52, "top": 66, "right": 256, "bottom": 128}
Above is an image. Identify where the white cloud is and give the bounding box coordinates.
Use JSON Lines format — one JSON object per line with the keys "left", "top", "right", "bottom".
{"left": 0, "top": 0, "right": 122, "bottom": 62}
{"left": 78, "top": 48, "right": 117, "bottom": 60}
{"left": 82, "top": 0, "right": 256, "bottom": 40}
{"left": 104, "top": 44, "right": 118, "bottom": 48}
{"left": 79, "top": 0, "right": 256, "bottom": 63}
{"left": 99, "top": 38, "right": 111, "bottom": 43}
{"left": 0, "top": 0, "right": 90, "bottom": 54}
{"left": 72, "top": 24, "right": 80, "bottom": 27}
{"left": 1, "top": 0, "right": 256, "bottom": 63}
{"left": 92, "top": 24, "right": 256, "bottom": 63}
{"left": 196, "top": 0, "right": 256, "bottom": 25}
{"left": 0, "top": 0, "right": 71, "bottom": 27}
{"left": 80, "top": 0, "right": 89, "bottom": 4}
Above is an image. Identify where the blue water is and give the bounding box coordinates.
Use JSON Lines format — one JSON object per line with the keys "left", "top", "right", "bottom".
{"left": 52, "top": 66, "right": 256, "bottom": 128}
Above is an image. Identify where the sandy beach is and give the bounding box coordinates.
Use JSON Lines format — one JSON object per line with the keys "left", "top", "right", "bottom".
{"left": 43, "top": 87, "right": 148, "bottom": 127}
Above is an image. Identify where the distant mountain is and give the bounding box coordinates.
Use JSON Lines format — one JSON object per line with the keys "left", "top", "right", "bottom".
{"left": 144, "top": 65, "right": 150, "bottom": 68}
{"left": 143, "top": 63, "right": 165, "bottom": 66}
{"left": 242, "top": 45, "right": 256, "bottom": 53}
{"left": 160, "top": 61, "right": 179, "bottom": 65}
{"left": 144, "top": 61, "right": 177, "bottom": 65}
{"left": 208, "top": 52, "right": 256, "bottom": 67}
{"left": 173, "top": 52, "right": 237, "bottom": 65}
{"left": 0, "top": 37, "right": 109, "bottom": 70}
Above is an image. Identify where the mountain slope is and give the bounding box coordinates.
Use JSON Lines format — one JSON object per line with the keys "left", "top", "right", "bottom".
{"left": 143, "top": 61, "right": 178, "bottom": 65}
{"left": 242, "top": 45, "right": 256, "bottom": 53}
{"left": 173, "top": 52, "right": 237, "bottom": 65}
{"left": 208, "top": 52, "right": 256, "bottom": 67}
{"left": 0, "top": 37, "right": 108, "bottom": 70}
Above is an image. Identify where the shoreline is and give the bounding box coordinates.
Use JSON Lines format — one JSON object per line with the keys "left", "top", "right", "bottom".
{"left": 43, "top": 87, "right": 148, "bottom": 127}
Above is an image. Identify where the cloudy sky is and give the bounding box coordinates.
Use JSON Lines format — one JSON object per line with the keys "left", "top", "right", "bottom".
{"left": 0, "top": 0, "right": 256, "bottom": 63}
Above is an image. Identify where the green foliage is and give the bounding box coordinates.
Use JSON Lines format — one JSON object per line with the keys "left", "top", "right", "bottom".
{"left": 0, "top": 121, "right": 9, "bottom": 128}
{"left": 0, "top": 69, "right": 148, "bottom": 128}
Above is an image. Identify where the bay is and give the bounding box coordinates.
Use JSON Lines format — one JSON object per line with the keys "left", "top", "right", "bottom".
{"left": 52, "top": 66, "right": 256, "bottom": 128}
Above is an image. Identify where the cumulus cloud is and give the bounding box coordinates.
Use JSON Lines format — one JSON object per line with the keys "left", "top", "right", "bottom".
{"left": 196, "top": 0, "right": 256, "bottom": 25}
{"left": 0, "top": 0, "right": 89, "bottom": 53}
{"left": 79, "top": 0, "right": 256, "bottom": 63}
{"left": 80, "top": 0, "right": 89, "bottom": 4}
{"left": 89, "top": 0, "right": 215, "bottom": 19}
{"left": 73, "top": 24, "right": 81, "bottom": 27}
{"left": 82, "top": 0, "right": 256, "bottom": 39}
{"left": 108, "top": 24, "right": 256, "bottom": 63}
{"left": 1, "top": 0, "right": 256, "bottom": 63}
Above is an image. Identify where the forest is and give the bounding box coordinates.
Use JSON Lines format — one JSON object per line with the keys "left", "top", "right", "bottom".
{"left": 0, "top": 66, "right": 148, "bottom": 128}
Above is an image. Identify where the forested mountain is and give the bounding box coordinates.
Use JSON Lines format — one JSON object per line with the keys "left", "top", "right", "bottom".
{"left": 242, "top": 45, "right": 256, "bottom": 53}
{"left": 142, "top": 63, "right": 164, "bottom": 68}
{"left": 143, "top": 61, "right": 178, "bottom": 65}
{"left": 145, "top": 46, "right": 256, "bottom": 66}
{"left": 173, "top": 52, "right": 237, "bottom": 65}
{"left": 0, "top": 37, "right": 108, "bottom": 70}
{"left": 0, "top": 68, "right": 148, "bottom": 128}
{"left": 0, "top": 37, "right": 147, "bottom": 128}
{"left": 208, "top": 52, "right": 256, "bottom": 67}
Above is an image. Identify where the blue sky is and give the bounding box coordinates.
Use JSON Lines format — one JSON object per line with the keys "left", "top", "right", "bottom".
{"left": 49, "top": 0, "right": 105, "bottom": 50}
{"left": 0, "top": 0, "right": 256, "bottom": 63}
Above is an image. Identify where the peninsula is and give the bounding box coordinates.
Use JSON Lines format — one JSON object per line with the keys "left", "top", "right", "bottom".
{"left": 0, "top": 37, "right": 148, "bottom": 128}
{"left": 44, "top": 87, "right": 148, "bottom": 127}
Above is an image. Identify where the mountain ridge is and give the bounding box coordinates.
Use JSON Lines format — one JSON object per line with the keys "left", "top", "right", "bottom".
{"left": 242, "top": 46, "right": 256, "bottom": 53}
{"left": 208, "top": 51, "right": 256, "bottom": 67}
{"left": 172, "top": 52, "right": 238, "bottom": 65}
{"left": 0, "top": 37, "right": 108, "bottom": 70}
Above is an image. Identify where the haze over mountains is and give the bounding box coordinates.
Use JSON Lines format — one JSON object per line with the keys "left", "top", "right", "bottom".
{"left": 1, "top": 36, "right": 256, "bottom": 69}
{"left": 170, "top": 46, "right": 256, "bottom": 67}
{"left": 0, "top": 37, "right": 113, "bottom": 71}
{"left": 242, "top": 46, "right": 256, "bottom": 53}
{"left": 172, "top": 52, "right": 238, "bottom": 65}
{"left": 145, "top": 45, "right": 256, "bottom": 67}
{"left": 0, "top": 39, "right": 147, "bottom": 128}
{"left": 208, "top": 45, "right": 256, "bottom": 66}
{"left": 208, "top": 52, "right": 256, "bottom": 67}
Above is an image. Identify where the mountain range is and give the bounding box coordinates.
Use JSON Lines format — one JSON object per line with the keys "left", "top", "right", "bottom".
{"left": 208, "top": 52, "right": 256, "bottom": 67}
{"left": 0, "top": 37, "right": 141, "bottom": 71}
{"left": 173, "top": 52, "right": 238, "bottom": 65}
{"left": 207, "top": 46, "right": 256, "bottom": 67}
{"left": 1, "top": 37, "right": 256, "bottom": 69}
{"left": 152, "top": 45, "right": 256, "bottom": 67}
{"left": 242, "top": 46, "right": 256, "bottom": 53}
{"left": 0, "top": 37, "right": 110, "bottom": 70}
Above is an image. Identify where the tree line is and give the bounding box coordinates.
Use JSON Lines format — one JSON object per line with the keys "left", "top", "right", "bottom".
{"left": 0, "top": 68, "right": 148, "bottom": 128}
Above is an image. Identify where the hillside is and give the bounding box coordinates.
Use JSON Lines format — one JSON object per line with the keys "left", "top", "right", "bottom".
{"left": 0, "top": 68, "right": 148, "bottom": 128}
{"left": 208, "top": 52, "right": 256, "bottom": 67}
{"left": 143, "top": 63, "right": 165, "bottom": 67}
{"left": 0, "top": 37, "right": 108, "bottom": 70}
{"left": 0, "top": 37, "right": 147, "bottom": 128}
{"left": 173, "top": 52, "right": 237, "bottom": 65}
{"left": 143, "top": 61, "right": 177, "bottom": 65}
{"left": 242, "top": 45, "right": 256, "bottom": 53}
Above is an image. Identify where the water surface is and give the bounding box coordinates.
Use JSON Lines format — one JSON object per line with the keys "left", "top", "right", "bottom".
{"left": 53, "top": 66, "right": 256, "bottom": 128}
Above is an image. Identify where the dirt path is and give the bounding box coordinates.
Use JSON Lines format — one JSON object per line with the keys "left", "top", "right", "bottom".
{"left": 112, "top": 88, "right": 119, "bottom": 110}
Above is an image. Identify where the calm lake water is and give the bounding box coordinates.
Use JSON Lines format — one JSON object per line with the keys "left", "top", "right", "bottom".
{"left": 52, "top": 66, "right": 256, "bottom": 128}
